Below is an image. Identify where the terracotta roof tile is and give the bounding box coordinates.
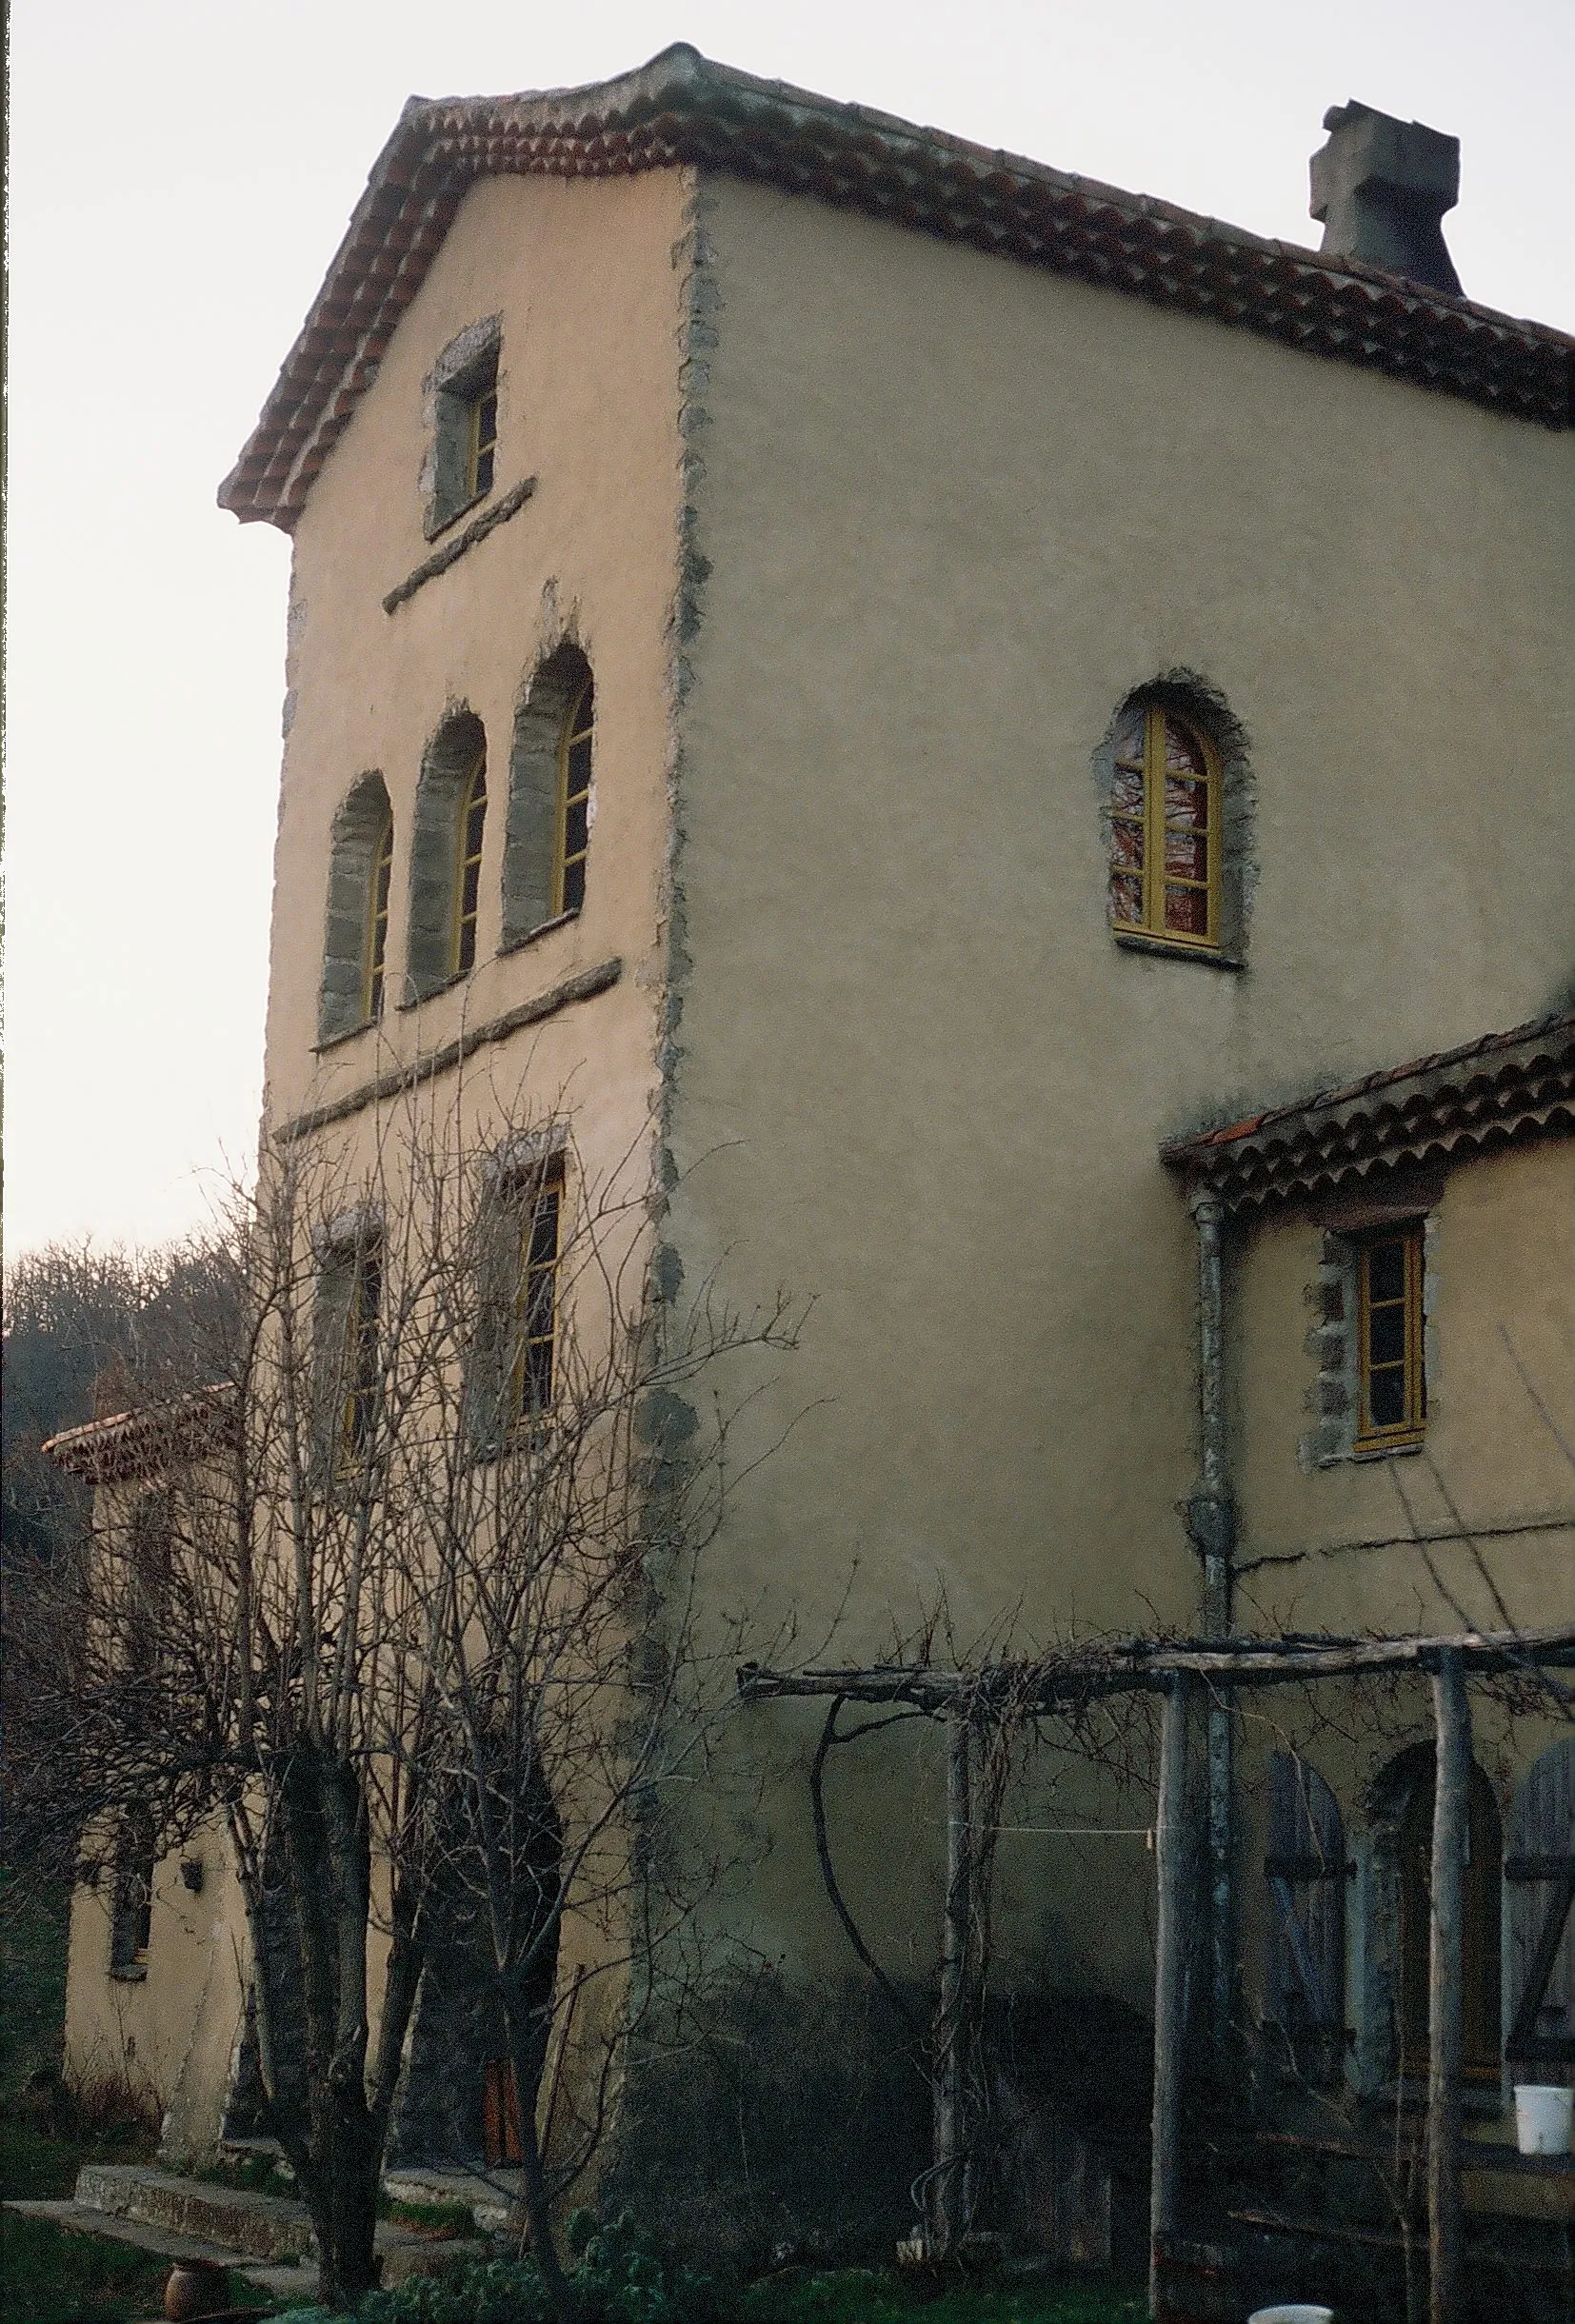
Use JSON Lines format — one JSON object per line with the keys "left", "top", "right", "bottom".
{"left": 43, "top": 1382, "right": 239, "bottom": 1484}
{"left": 1162, "top": 1010, "right": 1575, "bottom": 1214}
{"left": 221, "top": 44, "right": 1574, "bottom": 531}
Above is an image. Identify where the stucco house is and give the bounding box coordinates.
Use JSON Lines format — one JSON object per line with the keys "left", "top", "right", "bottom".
{"left": 52, "top": 44, "right": 1573, "bottom": 2288}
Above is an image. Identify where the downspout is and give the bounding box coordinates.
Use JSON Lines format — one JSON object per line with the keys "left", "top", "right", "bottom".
{"left": 1186, "top": 1184, "right": 1236, "bottom": 2061}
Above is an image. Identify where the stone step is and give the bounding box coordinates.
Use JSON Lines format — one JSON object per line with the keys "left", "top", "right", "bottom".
{"left": 73, "top": 2163, "right": 316, "bottom": 2262}
{"left": 384, "top": 2165, "right": 520, "bottom": 2235}
{"left": 4, "top": 2196, "right": 313, "bottom": 2306}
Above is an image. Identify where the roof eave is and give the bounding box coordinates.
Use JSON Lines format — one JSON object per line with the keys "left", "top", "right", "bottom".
{"left": 220, "top": 45, "right": 1575, "bottom": 534}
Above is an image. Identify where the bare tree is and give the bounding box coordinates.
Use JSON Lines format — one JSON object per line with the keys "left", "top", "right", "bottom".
{"left": 16, "top": 1089, "right": 797, "bottom": 2313}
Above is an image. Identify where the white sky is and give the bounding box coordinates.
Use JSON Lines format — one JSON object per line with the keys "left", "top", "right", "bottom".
{"left": 6, "top": 0, "right": 1573, "bottom": 1261}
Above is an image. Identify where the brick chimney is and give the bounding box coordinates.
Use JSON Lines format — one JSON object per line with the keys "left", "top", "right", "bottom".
{"left": 1309, "top": 100, "right": 1463, "bottom": 296}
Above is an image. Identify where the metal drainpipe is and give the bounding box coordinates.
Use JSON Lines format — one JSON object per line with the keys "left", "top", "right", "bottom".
{"left": 1187, "top": 1183, "right": 1236, "bottom": 2061}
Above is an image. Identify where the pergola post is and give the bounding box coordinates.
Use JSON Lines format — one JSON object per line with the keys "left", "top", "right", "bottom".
{"left": 1149, "top": 1673, "right": 1193, "bottom": 2318}
{"left": 1428, "top": 1647, "right": 1471, "bottom": 2324}
{"left": 929, "top": 1710, "right": 972, "bottom": 2257}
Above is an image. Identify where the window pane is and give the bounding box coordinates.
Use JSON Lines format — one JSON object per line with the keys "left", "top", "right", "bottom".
{"left": 477, "top": 391, "right": 497, "bottom": 445}
{"left": 1114, "top": 712, "right": 1146, "bottom": 765}
{"left": 461, "top": 863, "right": 480, "bottom": 920}
{"left": 1109, "top": 873, "right": 1144, "bottom": 924}
{"left": 1165, "top": 776, "right": 1207, "bottom": 829}
{"left": 528, "top": 1192, "right": 560, "bottom": 1266}
{"left": 1111, "top": 820, "right": 1144, "bottom": 869}
{"left": 1164, "top": 884, "right": 1208, "bottom": 935}
{"left": 1368, "top": 1368, "right": 1406, "bottom": 1428}
{"left": 564, "top": 798, "right": 589, "bottom": 861}
{"left": 1367, "top": 1241, "right": 1406, "bottom": 1302}
{"left": 567, "top": 736, "right": 592, "bottom": 792}
{"left": 1369, "top": 1304, "right": 1407, "bottom": 1366}
{"left": 474, "top": 447, "right": 494, "bottom": 496}
{"left": 1164, "top": 719, "right": 1206, "bottom": 776}
{"left": 563, "top": 858, "right": 586, "bottom": 914}
{"left": 525, "top": 1340, "right": 553, "bottom": 1411}
{"left": 1164, "top": 831, "right": 1207, "bottom": 880}
{"left": 1111, "top": 766, "right": 1145, "bottom": 816}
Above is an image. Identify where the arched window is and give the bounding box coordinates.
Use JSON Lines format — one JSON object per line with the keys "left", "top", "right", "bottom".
{"left": 556, "top": 673, "right": 593, "bottom": 918}
{"left": 319, "top": 774, "right": 394, "bottom": 1043}
{"left": 408, "top": 712, "right": 488, "bottom": 998}
{"left": 1108, "top": 705, "right": 1222, "bottom": 948}
{"left": 452, "top": 749, "right": 487, "bottom": 977}
{"left": 365, "top": 807, "right": 393, "bottom": 1023}
{"left": 503, "top": 646, "right": 593, "bottom": 947}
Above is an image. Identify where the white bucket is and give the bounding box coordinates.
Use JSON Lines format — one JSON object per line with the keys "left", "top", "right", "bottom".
{"left": 1514, "top": 2082, "right": 1574, "bottom": 2155}
{"left": 1247, "top": 2307, "right": 1334, "bottom": 2324}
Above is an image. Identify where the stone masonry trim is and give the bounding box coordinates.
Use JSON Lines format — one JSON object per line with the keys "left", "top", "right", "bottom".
{"left": 383, "top": 474, "right": 537, "bottom": 613}
{"left": 273, "top": 956, "right": 623, "bottom": 1144}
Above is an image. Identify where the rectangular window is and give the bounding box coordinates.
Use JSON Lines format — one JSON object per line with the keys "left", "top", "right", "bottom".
{"left": 110, "top": 1811, "right": 156, "bottom": 1976}
{"left": 512, "top": 1165, "right": 563, "bottom": 1419}
{"left": 340, "top": 1241, "right": 382, "bottom": 1468}
{"left": 429, "top": 329, "right": 501, "bottom": 534}
{"left": 1356, "top": 1226, "right": 1425, "bottom": 1449}
{"left": 466, "top": 380, "right": 498, "bottom": 502}
{"left": 314, "top": 1225, "right": 382, "bottom": 1478}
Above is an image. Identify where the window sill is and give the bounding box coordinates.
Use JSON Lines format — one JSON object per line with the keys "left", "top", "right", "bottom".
{"left": 425, "top": 487, "right": 490, "bottom": 544}
{"left": 1350, "top": 1435, "right": 1425, "bottom": 1463}
{"left": 109, "top": 1962, "right": 149, "bottom": 1983}
{"left": 1113, "top": 931, "right": 1245, "bottom": 970}
{"left": 499, "top": 909, "right": 579, "bottom": 957}
{"left": 312, "top": 1016, "right": 383, "bottom": 1057}
{"left": 398, "top": 969, "right": 471, "bottom": 1012}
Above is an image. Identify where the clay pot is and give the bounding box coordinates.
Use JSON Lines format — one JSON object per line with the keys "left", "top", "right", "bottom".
{"left": 163, "top": 2259, "right": 230, "bottom": 2320}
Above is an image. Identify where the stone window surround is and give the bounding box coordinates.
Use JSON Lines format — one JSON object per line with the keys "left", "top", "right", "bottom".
{"left": 1301, "top": 1178, "right": 1443, "bottom": 1469}
{"left": 406, "top": 710, "right": 488, "bottom": 1003}
{"left": 423, "top": 315, "right": 503, "bottom": 542}
{"left": 1093, "top": 670, "right": 1255, "bottom": 967}
{"left": 318, "top": 772, "right": 394, "bottom": 1046}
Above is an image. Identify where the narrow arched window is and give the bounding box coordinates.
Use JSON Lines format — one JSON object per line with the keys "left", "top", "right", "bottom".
{"left": 555, "top": 674, "right": 593, "bottom": 917}
{"left": 320, "top": 774, "right": 394, "bottom": 1043}
{"left": 363, "top": 808, "right": 393, "bottom": 1023}
{"left": 503, "top": 647, "right": 593, "bottom": 947}
{"left": 1108, "top": 705, "right": 1222, "bottom": 949}
{"left": 452, "top": 748, "right": 487, "bottom": 976}
{"left": 408, "top": 712, "right": 488, "bottom": 998}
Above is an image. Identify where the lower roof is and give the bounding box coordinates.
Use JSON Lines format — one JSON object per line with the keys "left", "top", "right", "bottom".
{"left": 1162, "top": 1009, "right": 1575, "bottom": 1215}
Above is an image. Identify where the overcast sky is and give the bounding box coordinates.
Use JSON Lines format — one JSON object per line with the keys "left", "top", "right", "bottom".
{"left": 7, "top": 0, "right": 1573, "bottom": 1261}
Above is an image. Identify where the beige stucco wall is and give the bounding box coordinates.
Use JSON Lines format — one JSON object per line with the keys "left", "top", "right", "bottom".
{"left": 662, "top": 172, "right": 1574, "bottom": 1992}
{"left": 1233, "top": 1140, "right": 1575, "bottom": 1635}
{"left": 64, "top": 1804, "right": 247, "bottom": 2155}
{"left": 66, "top": 167, "right": 695, "bottom": 2154}
{"left": 262, "top": 164, "right": 691, "bottom": 1189}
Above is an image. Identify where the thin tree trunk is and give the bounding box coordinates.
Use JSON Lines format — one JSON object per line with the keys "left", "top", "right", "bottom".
{"left": 1149, "top": 1675, "right": 1192, "bottom": 2321}
{"left": 506, "top": 2010, "right": 575, "bottom": 2321}
{"left": 1428, "top": 1649, "right": 1470, "bottom": 2324}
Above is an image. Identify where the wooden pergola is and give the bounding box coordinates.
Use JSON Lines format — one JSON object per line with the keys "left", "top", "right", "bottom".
{"left": 739, "top": 1621, "right": 1575, "bottom": 2324}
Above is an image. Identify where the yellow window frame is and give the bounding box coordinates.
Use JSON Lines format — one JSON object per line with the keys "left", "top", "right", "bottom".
{"left": 465, "top": 380, "right": 498, "bottom": 503}
{"left": 362, "top": 810, "right": 393, "bottom": 1023}
{"left": 338, "top": 1242, "right": 382, "bottom": 1472}
{"left": 553, "top": 675, "right": 593, "bottom": 918}
{"left": 1355, "top": 1225, "right": 1425, "bottom": 1451}
{"left": 1109, "top": 706, "right": 1222, "bottom": 950}
{"left": 510, "top": 1166, "right": 564, "bottom": 1420}
{"left": 451, "top": 748, "right": 488, "bottom": 976}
